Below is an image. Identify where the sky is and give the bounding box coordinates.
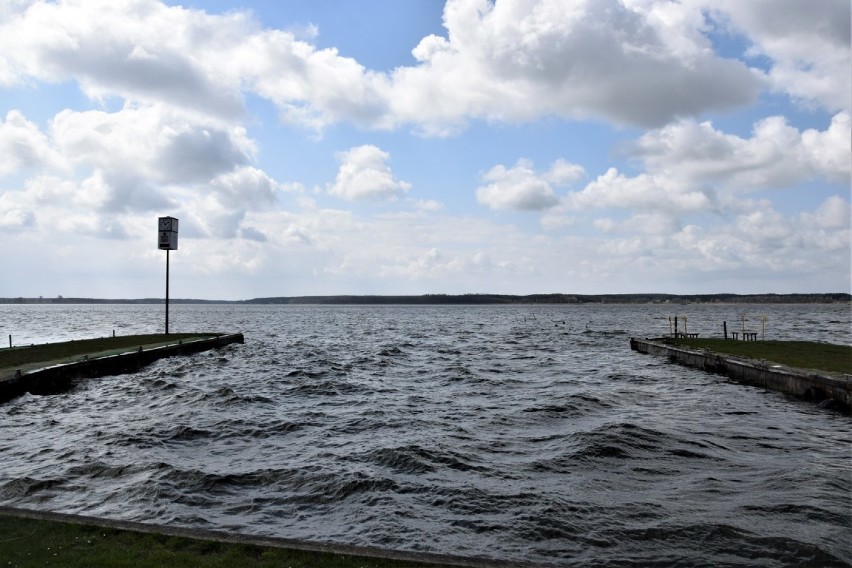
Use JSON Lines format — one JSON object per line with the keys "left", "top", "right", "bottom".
{"left": 0, "top": 0, "right": 849, "bottom": 300}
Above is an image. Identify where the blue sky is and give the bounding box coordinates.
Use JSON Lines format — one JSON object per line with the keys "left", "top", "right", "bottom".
{"left": 0, "top": 0, "right": 849, "bottom": 300}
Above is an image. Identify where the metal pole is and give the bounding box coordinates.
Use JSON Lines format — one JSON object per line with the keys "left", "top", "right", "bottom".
{"left": 165, "top": 248, "right": 170, "bottom": 335}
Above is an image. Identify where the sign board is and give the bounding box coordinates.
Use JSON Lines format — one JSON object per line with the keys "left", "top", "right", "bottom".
{"left": 157, "top": 216, "right": 179, "bottom": 250}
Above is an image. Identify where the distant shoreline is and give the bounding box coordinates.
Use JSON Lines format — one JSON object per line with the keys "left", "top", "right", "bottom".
{"left": 1, "top": 293, "right": 849, "bottom": 305}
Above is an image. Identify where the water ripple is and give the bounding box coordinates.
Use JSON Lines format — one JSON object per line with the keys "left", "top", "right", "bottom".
{"left": 0, "top": 303, "right": 850, "bottom": 566}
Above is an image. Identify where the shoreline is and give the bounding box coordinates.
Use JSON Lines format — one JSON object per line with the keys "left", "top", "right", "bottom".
{"left": 2, "top": 293, "right": 850, "bottom": 305}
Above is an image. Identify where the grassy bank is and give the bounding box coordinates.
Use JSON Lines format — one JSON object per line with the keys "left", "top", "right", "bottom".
{"left": 672, "top": 339, "right": 851, "bottom": 375}
{"left": 0, "top": 514, "right": 457, "bottom": 568}
{"left": 0, "top": 334, "right": 218, "bottom": 371}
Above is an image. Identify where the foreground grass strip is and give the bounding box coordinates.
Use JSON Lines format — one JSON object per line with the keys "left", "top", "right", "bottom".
{"left": 0, "top": 514, "right": 464, "bottom": 568}
{"left": 673, "top": 339, "right": 852, "bottom": 375}
{"left": 0, "top": 334, "right": 218, "bottom": 370}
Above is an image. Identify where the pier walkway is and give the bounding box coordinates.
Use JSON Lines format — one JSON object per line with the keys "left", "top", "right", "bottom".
{"left": 630, "top": 337, "right": 850, "bottom": 411}
{"left": 0, "top": 333, "right": 244, "bottom": 402}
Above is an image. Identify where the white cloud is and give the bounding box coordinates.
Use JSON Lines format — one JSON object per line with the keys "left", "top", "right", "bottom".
{"left": 594, "top": 212, "right": 681, "bottom": 235}
{"left": 412, "top": 198, "right": 444, "bottom": 212}
{"left": 568, "top": 168, "right": 713, "bottom": 214}
{"left": 632, "top": 111, "right": 852, "bottom": 190}
{"left": 388, "top": 0, "right": 761, "bottom": 131}
{"left": 708, "top": 0, "right": 851, "bottom": 111}
{"left": 800, "top": 195, "right": 852, "bottom": 230}
{"left": 477, "top": 158, "right": 581, "bottom": 211}
{"left": 50, "top": 105, "right": 254, "bottom": 187}
{"left": 0, "top": 110, "right": 65, "bottom": 175}
{"left": 0, "top": 194, "right": 35, "bottom": 232}
{"left": 545, "top": 159, "right": 586, "bottom": 185}
{"left": 0, "top": 0, "right": 764, "bottom": 136}
{"left": 0, "top": 104, "right": 281, "bottom": 243}
{"left": 327, "top": 144, "right": 411, "bottom": 201}
{"left": 0, "top": 0, "right": 843, "bottom": 136}
{"left": 563, "top": 110, "right": 851, "bottom": 236}
{"left": 0, "top": 0, "right": 246, "bottom": 118}
{"left": 208, "top": 166, "right": 278, "bottom": 209}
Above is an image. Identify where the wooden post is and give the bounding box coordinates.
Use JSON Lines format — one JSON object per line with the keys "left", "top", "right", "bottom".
{"left": 8, "top": 335, "right": 11, "bottom": 348}
{"left": 674, "top": 316, "right": 678, "bottom": 337}
{"left": 723, "top": 321, "right": 728, "bottom": 340}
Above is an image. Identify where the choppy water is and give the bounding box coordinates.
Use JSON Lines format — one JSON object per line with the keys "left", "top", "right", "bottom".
{"left": 1, "top": 303, "right": 850, "bottom": 567}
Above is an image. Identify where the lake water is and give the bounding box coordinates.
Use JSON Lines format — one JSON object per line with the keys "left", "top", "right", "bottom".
{"left": 1, "top": 303, "right": 850, "bottom": 567}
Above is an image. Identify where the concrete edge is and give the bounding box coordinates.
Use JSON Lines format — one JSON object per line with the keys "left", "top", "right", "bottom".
{"left": 0, "top": 333, "right": 245, "bottom": 403}
{"left": 629, "top": 337, "right": 851, "bottom": 412}
{"left": 0, "top": 506, "right": 535, "bottom": 568}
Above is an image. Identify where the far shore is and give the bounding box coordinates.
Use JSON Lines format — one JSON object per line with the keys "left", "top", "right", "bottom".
{"left": 2, "top": 292, "right": 850, "bottom": 305}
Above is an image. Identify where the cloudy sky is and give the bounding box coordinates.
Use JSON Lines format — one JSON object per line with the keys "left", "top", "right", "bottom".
{"left": 0, "top": 0, "right": 849, "bottom": 300}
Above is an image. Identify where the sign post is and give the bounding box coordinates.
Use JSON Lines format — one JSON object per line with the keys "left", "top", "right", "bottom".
{"left": 158, "top": 217, "right": 179, "bottom": 334}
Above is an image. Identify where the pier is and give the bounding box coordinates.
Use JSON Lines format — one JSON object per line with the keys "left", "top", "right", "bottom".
{"left": 630, "top": 337, "right": 850, "bottom": 411}
{"left": 0, "top": 333, "right": 244, "bottom": 403}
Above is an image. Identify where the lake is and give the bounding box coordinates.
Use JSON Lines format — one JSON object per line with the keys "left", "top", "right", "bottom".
{"left": 1, "top": 303, "right": 850, "bottom": 566}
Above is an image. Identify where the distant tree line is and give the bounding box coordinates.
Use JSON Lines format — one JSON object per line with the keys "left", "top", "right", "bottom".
{"left": 1, "top": 293, "right": 849, "bottom": 305}
{"left": 240, "top": 292, "right": 851, "bottom": 304}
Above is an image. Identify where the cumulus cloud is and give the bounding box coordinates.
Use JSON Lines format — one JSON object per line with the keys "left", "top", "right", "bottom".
{"left": 0, "top": 0, "right": 245, "bottom": 118}
{"left": 708, "top": 0, "right": 851, "bottom": 111}
{"left": 208, "top": 166, "right": 278, "bottom": 209}
{"left": 327, "top": 145, "right": 411, "bottom": 201}
{"left": 0, "top": 0, "right": 844, "bottom": 135}
{"left": 800, "top": 195, "right": 852, "bottom": 230}
{"left": 0, "top": 110, "right": 65, "bottom": 175}
{"left": 632, "top": 111, "right": 852, "bottom": 189}
{"left": 0, "top": 104, "right": 280, "bottom": 243}
{"left": 476, "top": 158, "right": 582, "bottom": 211}
{"left": 594, "top": 212, "right": 681, "bottom": 235}
{"left": 0, "top": 0, "right": 389, "bottom": 130}
{"left": 561, "top": 110, "right": 851, "bottom": 234}
{"left": 389, "top": 0, "right": 762, "bottom": 131}
{"left": 50, "top": 105, "right": 254, "bottom": 186}
{"left": 0, "top": 200, "right": 35, "bottom": 232}
{"left": 568, "top": 168, "right": 713, "bottom": 214}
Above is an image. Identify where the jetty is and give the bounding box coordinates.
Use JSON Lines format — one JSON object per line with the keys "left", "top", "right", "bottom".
{"left": 0, "top": 506, "right": 515, "bottom": 568}
{"left": 0, "top": 333, "right": 244, "bottom": 403}
{"left": 630, "top": 337, "right": 851, "bottom": 411}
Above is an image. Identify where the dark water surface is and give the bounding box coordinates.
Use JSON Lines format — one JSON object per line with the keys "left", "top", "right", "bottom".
{"left": 1, "top": 303, "right": 850, "bottom": 567}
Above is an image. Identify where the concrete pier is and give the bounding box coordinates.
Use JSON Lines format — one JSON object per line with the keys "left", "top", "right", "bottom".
{"left": 0, "top": 506, "right": 516, "bottom": 568}
{"left": 0, "top": 333, "right": 244, "bottom": 403}
{"left": 630, "top": 337, "right": 850, "bottom": 411}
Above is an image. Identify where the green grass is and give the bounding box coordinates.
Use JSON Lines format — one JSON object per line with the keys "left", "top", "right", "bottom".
{"left": 0, "top": 515, "right": 453, "bottom": 568}
{"left": 0, "top": 334, "right": 218, "bottom": 371}
{"left": 671, "top": 339, "right": 852, "bottom": 375}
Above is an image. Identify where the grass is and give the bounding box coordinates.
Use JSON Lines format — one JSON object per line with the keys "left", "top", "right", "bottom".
{"left": 671, "top": 338, "right": 852, "bottom": 375}
{"left": 0, "top": 515, "right": 454, "bottom": 568}
{"left": 0, "top": 334, "right": 219, "bottom": 372}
